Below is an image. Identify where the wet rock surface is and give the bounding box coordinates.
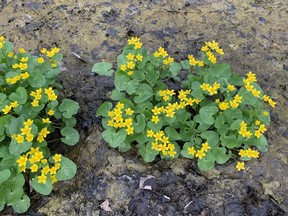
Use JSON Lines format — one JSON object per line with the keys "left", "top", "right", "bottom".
{"left": 1, "top": 0, "right": 287, "bottom": 215}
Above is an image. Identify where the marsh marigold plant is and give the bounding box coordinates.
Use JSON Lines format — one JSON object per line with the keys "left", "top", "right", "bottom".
{"left": 93, "top": 37, "right": 275, "bottom": 173}
{"left": 0, "top": 36, "right": 79, "bottom": 213}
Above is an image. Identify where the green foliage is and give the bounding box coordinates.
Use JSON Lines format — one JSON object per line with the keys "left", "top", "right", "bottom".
{"left": 0, "top": 37, "right": 79, "bottom": 213}
{"left": 94, "top": 39, "right": 274, "bottom": 172}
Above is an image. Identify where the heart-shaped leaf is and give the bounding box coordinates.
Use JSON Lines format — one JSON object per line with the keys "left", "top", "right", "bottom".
{"left": 199, "top": 105, "right": 219, "bottom": 125}
{"left": 59, "top": 99, "right": 79, "bottom": 118}
{"left": 11, "top": 195, "right": 30, "bottom": 214}
{"left": 60, "top": 127, "right": 79, "bottom": 145}
{"left": 31, "top": 176, "right": 52, "bottom": 195}
{"left": 134, "top": 84, "right": 153, "bottom": 103}
{"left": 9, "top": 87, "right": 27, "bottom": 104}
{"left": 28, "top": 69, "right": 46, "bottom": 88}
{"left": 55, "top": 156, "right": 77, "bottom": 181}
{"left": 0, "top": 169, "right": 11, "bottom": 184}
{"left": 96, "top": 101, "right": 113, "bottom": 117}
{"left": 92, "top": 62, "right": 114, "bottom": 76}
{"left": 102, "top": 128, "right": 126, "bottom": 148}
{"left": 200, "top": 131, "right": 219, "bottom": 147}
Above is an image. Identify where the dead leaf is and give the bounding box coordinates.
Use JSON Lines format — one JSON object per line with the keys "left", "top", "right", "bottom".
{"left": 100, "top": 199, "right": 112, "bottom": 212}
{"left": 139, "top": 175, "right": 156, "bottom": 190}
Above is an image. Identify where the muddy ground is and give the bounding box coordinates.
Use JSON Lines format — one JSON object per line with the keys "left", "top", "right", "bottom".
{"left": 0, "top": 0, "right": 287, "bottom": 215}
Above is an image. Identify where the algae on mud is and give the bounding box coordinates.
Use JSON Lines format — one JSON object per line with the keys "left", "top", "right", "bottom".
{"left": 0, "top": 0, "right": 287, "bottom": 215}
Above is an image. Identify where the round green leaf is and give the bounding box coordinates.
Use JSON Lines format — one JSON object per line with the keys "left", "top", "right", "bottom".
{"left": 200, "top": 131, "right": 219, "bottom": 147}
{"left": 28, "top": 69, "right": 46, "bottom": 87}
{"left": 96, "top": 101, "right": 112, "bottom": 117}
{"left": 199, "top": 105, "right": 219, "bottom": 125}
{"left": 0, "top": 169, "right": 11, "bottom": 184}
{"left": 102, "top": 128, "right": 126, "bottom": 148}
{"left": 92, "top": 62, "right": 114, "bottom": 76}
{"left": 11, "top": 195, "right": 30, "bottom": 214}
{"left": 9, "top": 87, "right": 27, "bottom": 104}
{"left": 134, "top": 114, "right": 146, "bottom": 133}
{"left": 56, "top": 156, "right": 77, "bottom": 181}
{"left": 59, "top": 99, "right": 79, "bottom": 118}
{"left": 134, "top": 84, "right": 153, "bottom": 103}
{"left": 197, "top": 158, "right": 215, "bottom": 171}
{"left": 31, "top": 176, "right": 52, "bottom": 195}
{"left": 60, "top": 127, "right": 79, "bottom": 146}
{"left": 169, "top": 62, "right": 181, "bottom": 77}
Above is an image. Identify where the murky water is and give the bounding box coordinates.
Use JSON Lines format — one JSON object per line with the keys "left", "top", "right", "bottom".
{"left": 0, "top": 0, "right": 287, "bottom": 215}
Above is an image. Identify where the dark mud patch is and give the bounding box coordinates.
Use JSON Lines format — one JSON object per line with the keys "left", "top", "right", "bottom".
{"left": 1, "top": 0, "right": 287, "bottom": 215}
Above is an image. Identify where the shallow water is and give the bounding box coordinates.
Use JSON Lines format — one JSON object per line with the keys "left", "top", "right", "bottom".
{"left": 0, "top": 0, "right": 287, "bottom": 215}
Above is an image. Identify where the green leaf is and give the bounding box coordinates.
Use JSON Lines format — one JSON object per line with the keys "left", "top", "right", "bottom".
{"left": 194, "top": 115, "right": 211, "bottom": 132}
{"left": 60, "top": 127, "right": 79, "bottom": 145}
{"left": 8, "top": 117, "right": 24, "bottom": 136}
{"left": 207, "top": 63, "right": 231, "bottom": 79}
{"left": 56, "top": 156, "right": 77, "bottom": 181}
{"left": 115, "top": 74, "right": 127, "bottom": 91}
{"left": 31, "top": 176, "right": 52, "bottom": 195}
{"left": 126, "top": 80, "right": 139, "bottom": 95}
{"left": 9, "top": 139, "right": 32, "bottom": 155}
{"left": 11, "top": 195, "right": 30, "bottom": 214}
{"left": 46, "top": 68, "right": 61, "bottom": 78}
{"left": 145, "top": 69, "right": 159, "bottom": 87}
{"left": 134, "top": 114, "right": 146, "bottom": 133}
{"left": 181, "top": 142, "right": 195, "bottom": 159}
{"left": 198, "top": 157, "right": 215, "bottom": 171}
{"left": 180, "top": 60, "right": 190, "bottom": 70}
{"left": 0, "top": 115, "right": 13, "bottom": 136}
{"left": 191, "top": 81, "right": 204, "bottom": 100}
{"left": 212, "top": 147, "right": 230, "bottom": 164}
{"left": 200, "top": 131, "right": 219, "bottom": 147}
{"left": 52, "top": 53, "right": 63, "bottom": 62}
{"left": 9, "top": 87, "right": 27, "bottom": 104}
{"left": 28, "top": 69, "right": 46, "bottom": 87}
{"left": 59, "top": 99, "right": 79, "bottom": 118}
{"left": 63, "top": 117, "right": 77, "bottom": 127}
{"left": 102, "top": 128, "right": 126, "bottom": 148}
{"left": 0, "top": 169, "right": 11, "bottom": 183}
{"left": 169, "top": 62, "right": 181, "bottom": 77}
{"left": 96, "top": 101, "right": 112, "bottom": 117}
{"left": 5, "top": 187, "right": 23, "bottom": 205}
{"left": 199, "top": 105, "right": 219, "bottom": 125}
{"left": 92, "top": 62, "right": 114, "bottom": 76}
{"left": 164, "top": 126, "right": 181, "bottom": 141}
{"left": 134, "top": 84, "right": 153, "bottom": 103}
{"left": 110, "top": 89, "right": 126, "bottom": 101}
{"left": 0, "top": 93, "right": 6, "bottom": 103}
{"left": 220, "top": 134, "right": 238, "bottom": 148}
{"left": 139, "top": 143, "right": 158, "bottom": 162}
{"left": 230, "top": 119, "right": 243, "bottom": 130}
{"left": 2, "top": 173, "right": 25, "bottom": 190}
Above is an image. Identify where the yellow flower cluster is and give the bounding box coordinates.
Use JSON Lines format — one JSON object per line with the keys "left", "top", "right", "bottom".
{"left": 6, "top": 71, "right": 29, "bottom": 84}
{"left": 243, "top": 72, "right": 261, "bottom": 98}
{"left": 128, "top": 37, "right": 142, "bottom": 50}
{"left": 30, "top": 88, "right": 43, "bottom": 107}
{"left": 200, "top": 82, "right": 221, "bottom": 95}
{"left": 45, "top": 87, "right": 57, "bottom": 101}
{"left": 16, "top": 147, "right": 61, "bottom": 184}
{"left": 263, "top": 94, "right": 276, "bottom": 108}
{"left": 147, "top": 130, "right": 177, "bottom": 157}
{"left": 37, "top": 127, "right": 50, "bottom": 143}
{"left": 201, "top": 40, "right": 224, "bottom": 64}
{"left": 188, "top": 54, "right": 204, "bottom": 67}
{"left": 120, "top": 52, "right": 143, "bottom": 76}
{"left": 217, "top": 94, "right": 242, "bottom": 111}
{"left": 12, "top": 119, "right": 34, "bottom": 144}
{"left": 238, "top": 121, "right": 252, "bottom": 138}
{"left": 1, "top": 101, "right": 19, "bottom": 114}
{"left": 12, "top": 62, "right": 28, "bottom": 71}
{"left": 188, "top": 142, "right": 211, "bottom": 159}
{"left": 236, "top": 148, "right": 260, "bottom": 171}
{"left": 152, "top": 89, "right": 201, "bottom": 123}
{"left": 254, "top": 121, "right": 267, "bottom": 138}
{"left": 41, "top": 47, "right": 60, "bottom": 58}
{"left": 154, "top": 47, "right": 174, "bottom": 65}
{"left": 159, "top": 89, "right": 175, "bottom": 101}
{"left": 107, "top": 102, "right": 135, "bottom": 135}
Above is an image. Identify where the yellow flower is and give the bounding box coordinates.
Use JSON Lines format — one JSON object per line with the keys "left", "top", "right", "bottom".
{"left": 54, "top": 163, "right": 61, "bottom": 169}
{"left": 126, "top": 53, "right": 134, "bottom": 60}
{"left": 136, "top": 54, "right": 143, "bottom": 61}
{"left": 42, "top": 118, "right": 51, "bottom": 123}
{"left": 20, "top": 72, "right": 29, "bottom": 79}
{"left": 127, "top": 71, "right": 134, "bottom": 76}
{"left": 0, "top": 36, "right": 4, "bottom": 42}
{"left": 268, "top": 98, "right": 276, "bottom": 108}
{"left": 195, "top": 150, "right": 206, "bottom": 159}
{"left": 19, "top": 48, "right": 26, "bottom": 53}
{"left": 188, "top": 146, "right": 196, "bottom": 156}
{"left": 37, "top": 57, "right": 45, "bottom": 64}
{"left": 236, "top": 162, "right": 245, "bottom": 171}
{"left": 24, "top": 119, "right": 33, "bottom": 127}
{"left": 234, "top": 94, "right": 242, "bottom": 103}
{"left": 39, "top": 127, "right": 50, "bottom": 138}
{"left": 134, "top": 41, "right": 142, "bottom": 49}
{"left": 125, "top": 108, "right": 134, "bottom": 115}
{"left": 201, "top": 46, "right": 209, "bottom": 52}
{"left": 254, "top": 130, "right": 262, "bottom": 138}
{"left": 31, "top": 100, "right": 39, "bottom": 107}
{"left": 152, "top": 106, "right": 162, "bottom": 115}
{"left": 154, "top": 131, "right": 164, "bottom": 141}
{"left": 8, "top": 52, "right": 14, "bottom": 57}
{"left": 10, "top": 101, "right": 19, "bottom": 108}
{"left": 147, "top": 130, "right": 154, "bottom": 138}
{"left": 20, "top": 126, "right": 31, "bottom": 135}
{"left": 47, "top": 109, "right": 54, "bottom": 115}
{"left": 151, "top": 115, "right": 159, "bottom": 123}
{"left": 229, "top": 100, "right": 239, "bottom": 109}
{"left": 18, "top": 62, "right": 28, "bottom": 70}
{"left": 128, "top": 37, "right": 140, "bottom": 45}
{"left": 227, "top": 84, "right": 235, "bottom": 91}
{"left": 42, "top": 166, "right": 50, "bottom": 175}
{"left": 219, "top": 101, "right": 229, "bottom": 111}
{"left": 263, "top": 111, "right": 269, "bottom": 116}
{"left": 238, "top": 149, "right": 247, "bottom": 157}
{"left": 126, "top": 127, "right": 134, "bottom": 135}
{"left": 246, "top": 71, "right": 257, "bottom": 82}
{"left": 20, "top": 57, "right": 28, "bottom": 63}
{"left": 120, "top": 64, "right": 127, "bottom": 71}
{"left": 200, "top": 83, "right": 210, "bottom": 91}
{"left": 188, "top": 54, "right": 197, "bottom": 66}
{"left": 201, "top": 142, "right": 211, "bottom": 152}
{"left": 15, "top": 134, "right": 24, "bottom": 143}
{"left": 255, "top": 120, "right": 261, "bottom": 126}
{"left": 50, "top": 175, "right": 57, "bottom": 183}
{"left": 168, "top": 150, "right": 176, "bottom": 157}
{"left": 259, "top": 124, "right": 267, "bottom": 133}
{"left": 41, "top": 159, "right": 48, "bottom": 164}
{"left": 52, "top": 63, "right": 57, "bottom": 68}
{"left": 263, "top": 94, "right": 270, "bottom": 102}
{"left": 37, "top": 174, "right": 47, "bottom": 184}
{"left": 26, "top": 133, "right": 34, "bottom": 142}
{"left": 46, "top": 50, "right": 55, "bottom": 57}
{"left": 127, "top": 61, "right": 135, "bottom": 69}
{"left": 53, "top": 154, "right": 62, "bottom": 163}
{"left": 124, "top": 118, "right": 133, "bottom": 127}
{"left": 16, "top": 155, "right": 27, "bottom": 167}
{"left": 251, "top": 89, "right": 261, "bottom": 98}
{"left": 37, "top": 135, "right": 45, "bottom": 143}
{"left": 30, "top": 164, "right": 38, "bottom": 172}
{"left": 41, "top": 48, "right": 47, "bottom": 54}
{"left": 50, "top": 166, "right": 57, "bottom": 175}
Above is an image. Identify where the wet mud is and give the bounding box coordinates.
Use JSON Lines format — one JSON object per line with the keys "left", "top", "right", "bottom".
{"left": 0, "top": 0, "right": 287, "bottom": 215}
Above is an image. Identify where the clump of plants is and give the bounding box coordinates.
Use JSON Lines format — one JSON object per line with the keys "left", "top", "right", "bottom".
{"left": 0, "top": 36, "right": 79, "bottom": 213}
{"left": 94, "top": 37, "right": 276, "bottom": 173}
